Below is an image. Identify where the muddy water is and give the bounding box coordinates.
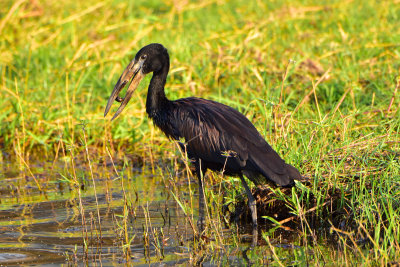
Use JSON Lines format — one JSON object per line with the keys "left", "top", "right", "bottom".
{"left": 0, "top": 159, "right": 196, "bottom": 265}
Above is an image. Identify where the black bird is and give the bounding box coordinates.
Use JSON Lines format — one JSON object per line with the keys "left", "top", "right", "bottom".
{"left": 104, "top": 43, "right": 301, "bottom": 243}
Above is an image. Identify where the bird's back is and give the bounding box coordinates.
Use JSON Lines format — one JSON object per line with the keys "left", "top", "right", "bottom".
{"left": 156, "top": 97, "right": 301, "bottom": 186}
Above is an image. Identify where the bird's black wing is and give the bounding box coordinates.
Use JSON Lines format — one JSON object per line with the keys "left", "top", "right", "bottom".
{"left": 168, "top": 97, "right": 300, "bottom": 186}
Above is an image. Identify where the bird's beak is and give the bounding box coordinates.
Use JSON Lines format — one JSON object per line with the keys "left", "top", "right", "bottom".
{"left": 104, "top": 59, "right": 145, "bottom": 120}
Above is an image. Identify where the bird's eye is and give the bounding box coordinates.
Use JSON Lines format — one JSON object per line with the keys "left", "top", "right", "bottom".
{"left": 141, "top": 54, "right": 147, "bottom": 60}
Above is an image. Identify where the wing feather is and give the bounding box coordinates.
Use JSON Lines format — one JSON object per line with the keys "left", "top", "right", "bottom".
{"left": 167, "top": 97, "right": 299, "bottom": 186}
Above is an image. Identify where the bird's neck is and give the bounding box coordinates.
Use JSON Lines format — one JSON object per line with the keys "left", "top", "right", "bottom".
{"left": 146, "top": 61, "right": 170, "bottom": 118}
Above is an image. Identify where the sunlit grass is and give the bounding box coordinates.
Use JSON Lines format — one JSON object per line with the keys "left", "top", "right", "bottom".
{"left": 1, "top": 0, "right": 400, "bottom": 265}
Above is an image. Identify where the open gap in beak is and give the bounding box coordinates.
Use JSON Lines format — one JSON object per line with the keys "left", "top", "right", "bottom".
{"left": 104, "top": 65, "right": 145, "bottom": 120}
{"left": 115, "top": 81, "right": 128, "bottom": 102}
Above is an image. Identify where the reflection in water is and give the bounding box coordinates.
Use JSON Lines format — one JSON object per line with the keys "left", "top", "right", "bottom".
{"left": 0, "top": 160, "right": 194, "bottom": 265}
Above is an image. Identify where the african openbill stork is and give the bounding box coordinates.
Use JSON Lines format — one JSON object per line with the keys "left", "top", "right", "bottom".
{"left": 104, "top": 43, "right": 301, "bottom": 244}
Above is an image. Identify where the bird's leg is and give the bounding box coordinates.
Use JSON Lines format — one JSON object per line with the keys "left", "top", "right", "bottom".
{"left": 195, "top": 159, "right": 206, "bottom": 233}
{"left": 239, "top": 175, "right": 258, "bottom": 246}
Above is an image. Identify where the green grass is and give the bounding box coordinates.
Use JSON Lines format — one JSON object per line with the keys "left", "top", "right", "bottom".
{"left": 1, "top": 0, "right": 400, "bottom": 265}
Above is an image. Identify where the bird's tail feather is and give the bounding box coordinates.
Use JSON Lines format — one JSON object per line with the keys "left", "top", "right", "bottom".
{"left": 285, "top": 163, "right": 302, "bottom": 181}
{"left": 248, "top": 147, "right": 302, "bottom": 187}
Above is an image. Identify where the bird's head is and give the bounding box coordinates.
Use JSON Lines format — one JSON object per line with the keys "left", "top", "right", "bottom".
{"left": 104, "top": 43, "right": 168, "bottom": 120}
